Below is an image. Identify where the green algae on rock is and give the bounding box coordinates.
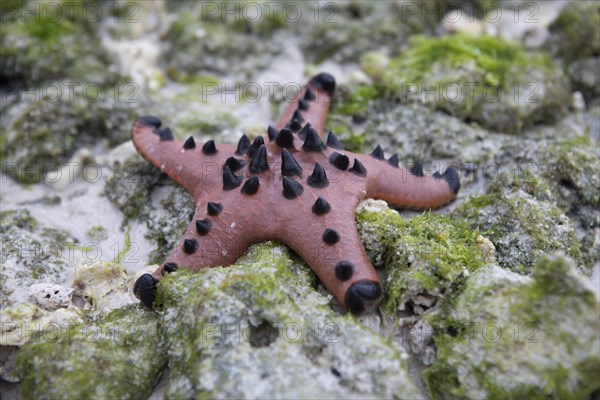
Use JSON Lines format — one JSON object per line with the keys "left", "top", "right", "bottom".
{"left": 380, "top": 34, "right": 570, "bottom": 134}
{"left": 330, "top": 101, "right": 494, "bottom": 162}
{"left": 355, "top": 202, "right": 487, "bottom": 315}
{"left": 302, "top": 1, "right": 448, "bottom": 64}
{"left": 496, "top": 135, "right": 600, "bottom": 211}
{"left": 424, "top": 255, "right": 600, "bottom": 399}
{"left": 104, "top": 155, "right": 194, "bottom": 263}
{"left": 17, "top": 305, "right": 166, "bottom": 400}
{"left": 1, "top": 89, "right": 137, "bottom": 184}
{"left": 0, "top": 209, "right": 74, "bottom": 309}
{"left": 546, "top": 1, "right": 600, "bottom": 101}
{"left": 156, "top": 242, "right": 423, "bottom": 399}
{"left": 485, "top": 133, "right": 599, "bottom": 268}
{"left": 453, "top": 190, "right": 582, "bottom": 274}
{"left": 0, "top": 303, "right": 80, "bottom": 347}
{"left": 104, "top": 155, "right": 165, "bottom": 221}
{"left": 85, "top": 225, "right": 108, "bottom": 242}
{"left": 144, "top": 186, "right": 195, "bottom": 264}
{"left": 0, "top": 0, "right": 120, "bottom": 87}
{"left": 360, "top": 51, "right": 390, "bottom": 82}
{"left": 163, "top": 4, "right": 285, "bottom": 80}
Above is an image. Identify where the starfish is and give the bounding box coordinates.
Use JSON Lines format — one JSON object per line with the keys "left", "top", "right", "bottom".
{"left": 131, "top": 73, "right": 460, "bottom": 313}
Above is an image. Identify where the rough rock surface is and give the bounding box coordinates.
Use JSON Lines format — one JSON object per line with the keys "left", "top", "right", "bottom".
{"left": 453, "top": 190, "right": 583, "bottom": 273}
{"left": 425, "top": 256, "right": 600, "bottom": 399}
{"left": 356, "top": 201, "right": 487, "bottom": 315}
{"left": 157, "top": 243, "right": 423, "bottom": 399}
{"left": 0, "top": 209, "right": 74, "bottom": 309}
{"left": 29, "top": 283, "right": 73, "bottom": 311}
{"left": 380, "top": 34, "right": 572, "bottom": 134}
{"left": 17, "top": 306, "right": 165, "bottom": 400}
{"left": 546, "top": 1, "right": 600, "bottom": 101}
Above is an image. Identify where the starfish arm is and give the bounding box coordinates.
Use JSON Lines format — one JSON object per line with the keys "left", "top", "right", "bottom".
{"left": 150, "top": 195, "right": 271, "bottom": 280}
{"left": 275, "top": 73, "right": 336, "bottom": 137}
{"left": 131, "top": 117, "right": 238, "bottom": 201}
{"left": 274, "top": 198, "right": 381, "bottom": 313}
{"left": 357, "top": 154, "right": 460, "bottom": 210}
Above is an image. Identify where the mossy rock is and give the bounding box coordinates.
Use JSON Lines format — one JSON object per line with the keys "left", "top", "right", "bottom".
{"left": 157, "top": 242, "right": 423, "bottom": 399}
{"left": 546, "top": 1, "right": 600, "bottom": 102}
{"left": 103, "top": 156, "right": 165, "bottom": 221}
{"left": 144, "top": 185, "right": 194, "bottom": 264}
{"left": 17, "top": 305, "right": 166, "bottom": 400}
{"left": 485, "top": 133, "right": 599, "bottom": 267}
{"left": 162, "top": 4, "right": 285, "bottom": 80}
{"left": 0, "top": 0, "right": 119, "bottom": 87}
{"left": 380, "top": 34, "right": 570, "bottom": 134}
{"left": 489, "top": 135, "right": 600, "bottom": 211}
{"left": 453, "top": 190, "right": 583, "bottom": 273}
{"left": 424, "top": 256, "right": 600, "bottom": 399}
{"left": 330, "top": 100, "right": 494, "bottom": 162}
{"left": 1, "top": 89, "right": 137, "bottom": 184}
{"left": 547, "top": 1, "right": 600, "bottom": 63}
{"left": 0, "top": 209, "right": 73, "bottom": 308}
{"left": 356, "top": 203, "right": 487, "bottom": 315}
{"left": 302, "top": 2, "right": 414, "bottom": 64}
{"left": 566, "top": 56, "right": 600, "bottom": 101}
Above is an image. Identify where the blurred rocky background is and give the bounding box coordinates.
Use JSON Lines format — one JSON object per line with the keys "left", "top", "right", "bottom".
{"left": 0, "top": 1, "right": 598, "bottom": 399}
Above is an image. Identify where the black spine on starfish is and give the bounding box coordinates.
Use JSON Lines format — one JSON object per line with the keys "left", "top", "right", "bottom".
{"left": 207, "top": 201, "right": 223, "bottom": 215}
{"left": 345, "top": 281, "right": 381, "bottom": 314}
{"left": 225, "top": 157, "right": 245, "bottom": 172}
{"left": 292, "top": 110, "right": 304, "bottom": 123}
{"left": 370, "top": 145, "right": 384, "bottom": 160}
{"left": 281, "top": 148, "right": 302, "bottom": 177}
{"left": 267, "top": 126, "right": 278, "bottom": 141}
{"left": 282, "top": 176, "right": 304, "bottom": 199}
{"left": 350, "top": 159, "right": 367, "bottom": 176}
{"left": 241, "top": 176, "right": 260, "bottom": 195}
{"left": 275, "top": 128, "right": 294, "bottom": 148}
{"left": 164, "top": 262, "right": 179, "bottom": 273}
{"left": 388, "top": 154, "right": 399, "bottom": 168}
{"left": 236, "top": 135, "right": 251, "bottom": 155}
{"left": 335, "top": 261, "right": 353, "bottom": 281}
{"left": 183, "top": 238, "right": 198, "bottom": 254}
{"left": 329, "top": 152, "right": 350, "bottom": 170}
{"left": 249, "top": 144, "right": 269, "bottom": 173}
{"left": 223, "top": 165, "right": 243, "bottom": 190}
{"left": 312, "top": 197, "right": 331, "bottom": 215}
{"left": 196, "top": 219, "right": 212, "bottom": 235}
{"left": 302, "top": 124, "right": 324, "bottom": 152}
{"left": 247, "top": 136, "right": 265, "bottom": 158}
{"left": 290, "top": 119, "right": 302, "bottom": 132}
{"left": 183, "top": 136, "right": 196, "bottom": 150}
{"left": 326, "top": 131, "right": 343, "bottom": 150}
{"left": 309, "top": 73, "right": 336, "bottom": 94}
{"left": 202, "top": 140, "right": 217, "bottom": 155}
{"left": 410, "top": 163, "right": 424, "bottom": 177}
{"left": 298, "top": 99, "right": 309, "bottom": 111}
{"left": 133, "top": 274, "right": 157, "bottom": 308}
{"left": 156, "top": 127, "right": 174, "bottom": 141}
{"left": 139, "top": 115, "right": 162, "bottom": 128}
{"left": 307, "top": 162, "right": 329, "bottom": 188}
{"left": 322, "top": 228, "right": 340, "bottom": 244}
{"left": 434, "top": 167, "right": 461, "bottom": 194}
{"left": 304, "top": 88, "right": 316, "bottom": 101}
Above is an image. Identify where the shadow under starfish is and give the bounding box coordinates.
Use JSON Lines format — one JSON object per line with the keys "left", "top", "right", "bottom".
{"left": 131, "top": 73, "right": 460, "bottom": 314}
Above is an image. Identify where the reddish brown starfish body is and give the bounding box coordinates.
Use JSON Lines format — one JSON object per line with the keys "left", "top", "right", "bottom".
{"left": 132, "top": 73, "right": 460, "bottom": 313}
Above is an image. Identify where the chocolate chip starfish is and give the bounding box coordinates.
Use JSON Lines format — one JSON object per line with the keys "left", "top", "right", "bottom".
{"left": 132, "top": 73, "right": 460, "bottom": 313}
